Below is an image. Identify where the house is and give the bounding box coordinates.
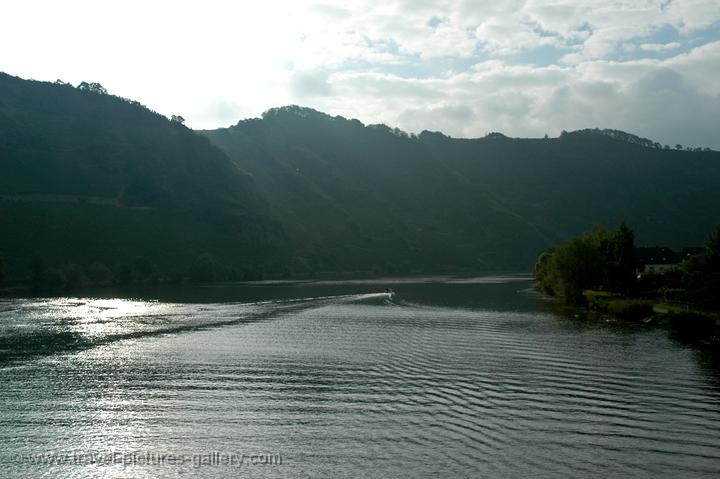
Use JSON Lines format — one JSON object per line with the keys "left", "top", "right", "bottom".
{"left": 635, "top": 247, "right": 682, "bottom": 274}
{"left": 681, "top": 247, "right": 705, "bottom": 260}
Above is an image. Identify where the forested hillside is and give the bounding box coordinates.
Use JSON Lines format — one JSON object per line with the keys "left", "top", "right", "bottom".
{"left": 204, "top": 106, "right": 720, "bottom": 274}
{"left": 0, "top": 73, "right": 287, "bottom": 282}
{"left": 2, "top": 73, "right": 719, "bottom": 284}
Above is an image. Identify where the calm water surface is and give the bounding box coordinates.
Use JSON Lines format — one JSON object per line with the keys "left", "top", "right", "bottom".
{"left": 1, "top": 276, "right": 719, "bottom": 478}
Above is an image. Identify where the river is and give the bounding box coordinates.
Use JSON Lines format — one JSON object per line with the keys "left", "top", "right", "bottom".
{"left": 1, "top": 275, "right": 719, "bottom": 478}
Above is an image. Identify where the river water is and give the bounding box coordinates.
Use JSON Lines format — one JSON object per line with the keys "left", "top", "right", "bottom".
{"left": 1, "top": 276, "right": 719, "bottom": 478}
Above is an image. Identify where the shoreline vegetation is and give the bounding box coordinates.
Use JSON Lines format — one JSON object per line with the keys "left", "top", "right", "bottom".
{"left": 534, "top": 223, "right": 720, "bottom": 345}
{"left": 0, "top": 253, "right": 267, "bottom": 296}
{"left": 3, "top": 73, "right": 720, "bottom": 286}
{"left": 0, "top": 255, "right": 527, "bottom": 297}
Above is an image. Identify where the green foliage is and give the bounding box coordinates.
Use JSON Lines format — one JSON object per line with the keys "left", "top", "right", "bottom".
{"left": 679, "top": 224, "right": 720, "bottom": 309}
{"left": 706, "top": 224, "right": 720, "bottom": 266}
{"left": 29, "top": 256, "right": 46, "bottom": 284}
{"left": 76, "top": 81, "right": 108, "bottom": 94}
{"left": 638, "top": 267, "right": 685, "bottom": 294}
{"left": 131, "top": 257, "right": 163, "bottom": 284}
{"left": 539, "top": 223, "right": 720, "bottom": 315}
{"left": 189, "top": 253, "right": 217, "bottom": 283}
{"left": 583, "top": 292, "right": 654, "bottom": 321}
{"left": 573, "top": 128, "right": 670, "bottom": 150}
{"left": 534, "top": 224, "right": 636, "bottom": 304}
{"left": 533, "top": 249, "right": 556, "bottom": 294}
{"left": 2, "top": 73, "right": 720, "bottom": 280}
{"left": 133, "top": 257, "right": 154, "bottom": 280}
{"left": 0, "top": 255, "right": 4, "bottom": 286}
{"left": 86, "top": 262, "right": 115, "bottom": 286}
{"left": 205, "top": 106, "right": 720, "bottom": 275}
{"left": 61, "top": 263, "right": 86, "bottom": 290}
{"left": 610, "top": 224, "right": 719, "bottom": 313}
{"left": 552, "top": 237, "right": 603, "bottom": 303}
{"left": 116, "top": 264, "right": 134, "bottom": 285}
{"left": 583, "top": 290, "right": 613, "bottom": 310}
{"left": 0, "top": 72, "right": 288, "bottom": 283}
{"left": 37, "top": 268, "right": 67, "bottom": 291}
{"left": 612, "top": 223, "right": 636, "bottom": 294}
{"left": 606, "top": 300, "right": 654, "bottom": 322}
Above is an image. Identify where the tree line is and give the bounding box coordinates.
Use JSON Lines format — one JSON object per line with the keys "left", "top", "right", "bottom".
{"left": 534, "top": 223, "right": 636, "bottom": 304}
{"left": 0, "top": 254, "right": 267, "bottom": 293}
{"left": 534, "top": 223, "right": 720, "bottom": 312}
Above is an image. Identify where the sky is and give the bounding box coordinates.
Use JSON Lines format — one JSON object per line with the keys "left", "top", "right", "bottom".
{"left": 2, "top": 0, "right": 719, "bottom": 148}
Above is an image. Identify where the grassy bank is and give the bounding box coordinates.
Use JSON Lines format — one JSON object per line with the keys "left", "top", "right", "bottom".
{"left": 534, "top": 223, "right": 720, "bottom": 346}
{"left": 582, "top": 289, "right": 720, "bottom": 343}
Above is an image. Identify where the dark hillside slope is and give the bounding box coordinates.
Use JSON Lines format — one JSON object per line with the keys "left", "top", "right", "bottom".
{"left": 0, "top": 73, "right": 286, "bottom": 280}
{"left": 2, "top": 72, "right": 718, "bottom": 280}
{"left": 204, "top": 106, "right": 720, "bottom": 273}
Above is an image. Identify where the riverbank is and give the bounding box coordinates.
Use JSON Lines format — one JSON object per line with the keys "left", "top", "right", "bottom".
{"left": 534, "top": 223, "right": 720, "bottom": 347}
{"left": 582, "top": 290, "right": 720, "bottom": 346}
{"left": 0, "top": 271, "right": 529, "bottom": 299}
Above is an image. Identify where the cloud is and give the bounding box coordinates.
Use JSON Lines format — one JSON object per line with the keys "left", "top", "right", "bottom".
{"left": 2, "top": 0, "right": 719, "bottom": 147}
{"left": 476, "top": 18, "right": 560, "bottom": 55}
{"left": 397, "top": 104, "right": 474, "bottom": 136}
{"left": 194, "top": 99, "right": 248, "bottom": 127}
{"left": 301, "top": 39, "right": 720, "bottom": 149}
{"left": 277, "top": 1, "right": 720, "bottom": 148}
{"left": 639, "top": 42, "right": 682, "bottom": 51}
{"left": 305, "top": 3, "right": 351, "bottom": 19}
{"left": 290, "top": 70, "right": 333, "bottom": 98}
{"left": 664, "top": 40, "right": 720, "bottom": 96}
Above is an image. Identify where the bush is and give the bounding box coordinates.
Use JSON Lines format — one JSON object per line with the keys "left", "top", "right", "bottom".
{"left": 583, "top": 290, "right": 613, "bottom": 310}
{"left": 86, "top": 262, "right": 115, "bottom": 286}
{"left": 534, "top": 224, "right": 636, "bottom": 304}
{"left": 606, "top": 299, "right": 654, "bottom": 321}
{"left": 115, "top": 263, "right": 134, "bottom": 285}
{"left": 38, "top": 268, "right": 67, "bottom": 291}
{"left": 61, "top": 263, "right": 86, "bottom": 290}
{"left": 189, "top": 253, "right": 217, "bottom": 283}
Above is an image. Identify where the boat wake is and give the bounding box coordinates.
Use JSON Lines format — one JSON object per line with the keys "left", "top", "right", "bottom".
{"left": 0, "top": 291, "right": 404, "bottom": 366}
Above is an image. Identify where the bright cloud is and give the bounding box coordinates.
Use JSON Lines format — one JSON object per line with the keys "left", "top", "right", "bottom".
{"left": 1, "top": 0, "right": 719, "bottom": 148}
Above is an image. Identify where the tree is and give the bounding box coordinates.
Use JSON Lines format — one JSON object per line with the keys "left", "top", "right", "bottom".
{"left": 610, "top": 223, "right": 636, "bottom": 294}
{"left": 683, "top": 224, "right": 720, "bottom": 309}
{"left": 116, "top": 263, "right": 134, "bottom": 285}
{"left": 534, "top": 248, "right": 556, "bottom": 294}
{"left": 86, "top": 262, "right": 115, "bottom": 286}
{"left": 189, "top": 253, "right": 217, "bottom": 283}
{"left": 553, "top": 238, "right": 603, "bottom": 304}
{"left": 133, "top": 256, "right": 154, "bottom": 280}
{"left": 38, "top": 268, "right": 67, "bottom": 291}
{"left": 170, "top": 114, "right": 186, "bottom": 125}
{"left": 533, "top": 224, "right": 638, "bottom": 304}
{"left": 61, "top": 263, "right": 86, "bottom": 290}
{"left": 705, "top": 224, "right": 720, "bottom": 267}
{"left": 29, "top": 256, "right": 45, "bottom": 285}
{"left": 77, "top": 81, "right": 108, "bottom": 94}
